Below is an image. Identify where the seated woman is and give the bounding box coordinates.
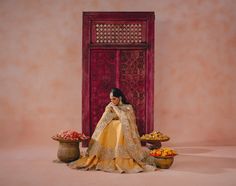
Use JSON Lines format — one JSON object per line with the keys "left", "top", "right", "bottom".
{"left": 68, "top": 88, "right": 156, "bottom": 173}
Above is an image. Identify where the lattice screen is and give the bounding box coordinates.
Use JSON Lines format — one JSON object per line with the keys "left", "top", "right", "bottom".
{"left": 92, "top": 22, "right": 146, "bottom": 44}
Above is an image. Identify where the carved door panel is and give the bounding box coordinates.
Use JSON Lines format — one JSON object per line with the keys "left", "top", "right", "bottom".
{"left": 82, "top": 12, "right": 154, "bottom": 143}
{"left": 90, "top": 49, "right": 117, "bottom": 131}
{"left": 119, "top": 50, "right": 146, "bottom": 134}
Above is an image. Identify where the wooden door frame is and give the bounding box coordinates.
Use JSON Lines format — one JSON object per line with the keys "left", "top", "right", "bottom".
{"left": 82, "top": 12, "right": 155, "bottom": 139}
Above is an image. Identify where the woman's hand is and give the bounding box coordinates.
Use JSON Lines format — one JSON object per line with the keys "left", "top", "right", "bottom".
{"left": 106, "top": 102, "right": 115, "bottom": 112}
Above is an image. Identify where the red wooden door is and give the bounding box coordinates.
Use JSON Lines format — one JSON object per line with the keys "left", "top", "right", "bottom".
{"left": 90, "top": 49, "right": 117, "bottom": 131}
{"left": 82, "top": 12, "right": 155, "bottom": 143}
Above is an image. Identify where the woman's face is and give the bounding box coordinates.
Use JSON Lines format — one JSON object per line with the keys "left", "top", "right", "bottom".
{"left": 110, "top": 95, "right": 120, "bottom": 106}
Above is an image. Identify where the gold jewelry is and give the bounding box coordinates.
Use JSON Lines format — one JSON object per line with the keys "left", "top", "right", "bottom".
{"left": 119, "top": 96, "right": 123, "bottom": 105}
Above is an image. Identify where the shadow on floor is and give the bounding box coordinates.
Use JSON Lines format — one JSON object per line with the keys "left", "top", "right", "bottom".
{"left": 172, "top": 154, "right": 236, "bottom": 174}
{"left": 173, "top": 147, "right": 213, "bottom": 154}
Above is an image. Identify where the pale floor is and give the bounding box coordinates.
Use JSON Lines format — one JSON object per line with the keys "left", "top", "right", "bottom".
{"left": 1, "top": 145, "right": 236, "bottom": 186}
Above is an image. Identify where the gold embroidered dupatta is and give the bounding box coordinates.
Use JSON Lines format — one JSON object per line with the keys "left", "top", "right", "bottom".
{"left": 89, "top": 103, "right": 145, "bottom": 164}
{"left": 69, "top": 103, "right": 156, "bottom": 173}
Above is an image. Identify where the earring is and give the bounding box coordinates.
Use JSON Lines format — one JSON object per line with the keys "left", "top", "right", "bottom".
{"left": 119, "top": 97, "right": 123, "bottom": 105}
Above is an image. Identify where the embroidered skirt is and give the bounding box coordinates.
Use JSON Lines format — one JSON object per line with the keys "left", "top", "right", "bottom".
{"left": 68, "top": 120, "right": 155, "bottom": 173}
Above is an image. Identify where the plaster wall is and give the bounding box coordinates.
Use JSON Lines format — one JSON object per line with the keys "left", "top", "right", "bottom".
{"left": 0, "top": 0, "right": 235, "bottom": 148}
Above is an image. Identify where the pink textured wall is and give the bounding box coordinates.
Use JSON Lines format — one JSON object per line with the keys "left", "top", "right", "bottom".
{"left": 0, "top": 0, "right": 235, "bottom": 148}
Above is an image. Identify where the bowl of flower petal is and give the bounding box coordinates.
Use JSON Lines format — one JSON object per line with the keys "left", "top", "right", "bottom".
{"left": 149, "top": 147, "right": 177, "bottom": 169}
{"left": 52, "top": 130, "right": 90, "bottom": 163}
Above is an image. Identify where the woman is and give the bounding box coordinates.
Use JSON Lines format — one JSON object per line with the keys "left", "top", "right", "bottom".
{"left": 68, "top": 88, "right": 156, "bottom": 173}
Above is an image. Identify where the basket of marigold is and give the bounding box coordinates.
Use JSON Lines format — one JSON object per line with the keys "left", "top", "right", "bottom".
{"left": 149, "top": 147, "right": 177, "bottom": 169}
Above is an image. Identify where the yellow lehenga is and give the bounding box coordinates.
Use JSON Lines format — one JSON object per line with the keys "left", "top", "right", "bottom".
{"left": 68, "top": 103, "right": 156, "bottom": 173}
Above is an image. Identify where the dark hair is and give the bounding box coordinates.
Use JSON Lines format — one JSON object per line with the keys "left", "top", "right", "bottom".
{"left": 110, "top": 88, "right": 129, "bottom": 104}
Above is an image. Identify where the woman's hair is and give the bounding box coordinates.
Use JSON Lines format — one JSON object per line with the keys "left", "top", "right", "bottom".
{"left": 110, "top": 88, "right": 129, "bottom": 104}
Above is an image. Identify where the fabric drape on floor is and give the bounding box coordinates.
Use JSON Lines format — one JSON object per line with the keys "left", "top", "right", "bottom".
{"left": 69, "top": 103, "right": 156, "bottom": 173}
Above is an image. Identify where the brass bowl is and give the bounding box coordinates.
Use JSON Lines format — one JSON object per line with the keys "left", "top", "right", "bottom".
{"left": 141, "top": 138, "right": 170, "bottom": 143}
{"left": 141, "top": 139, "right": 170, "bottom": 149}
{"left": 154, "top": 156, "right": 174, "bottom": 169}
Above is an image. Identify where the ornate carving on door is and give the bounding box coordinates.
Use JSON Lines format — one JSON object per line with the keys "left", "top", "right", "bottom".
{"left": 82, "top": 12, "right": 155, "bottom": 145}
